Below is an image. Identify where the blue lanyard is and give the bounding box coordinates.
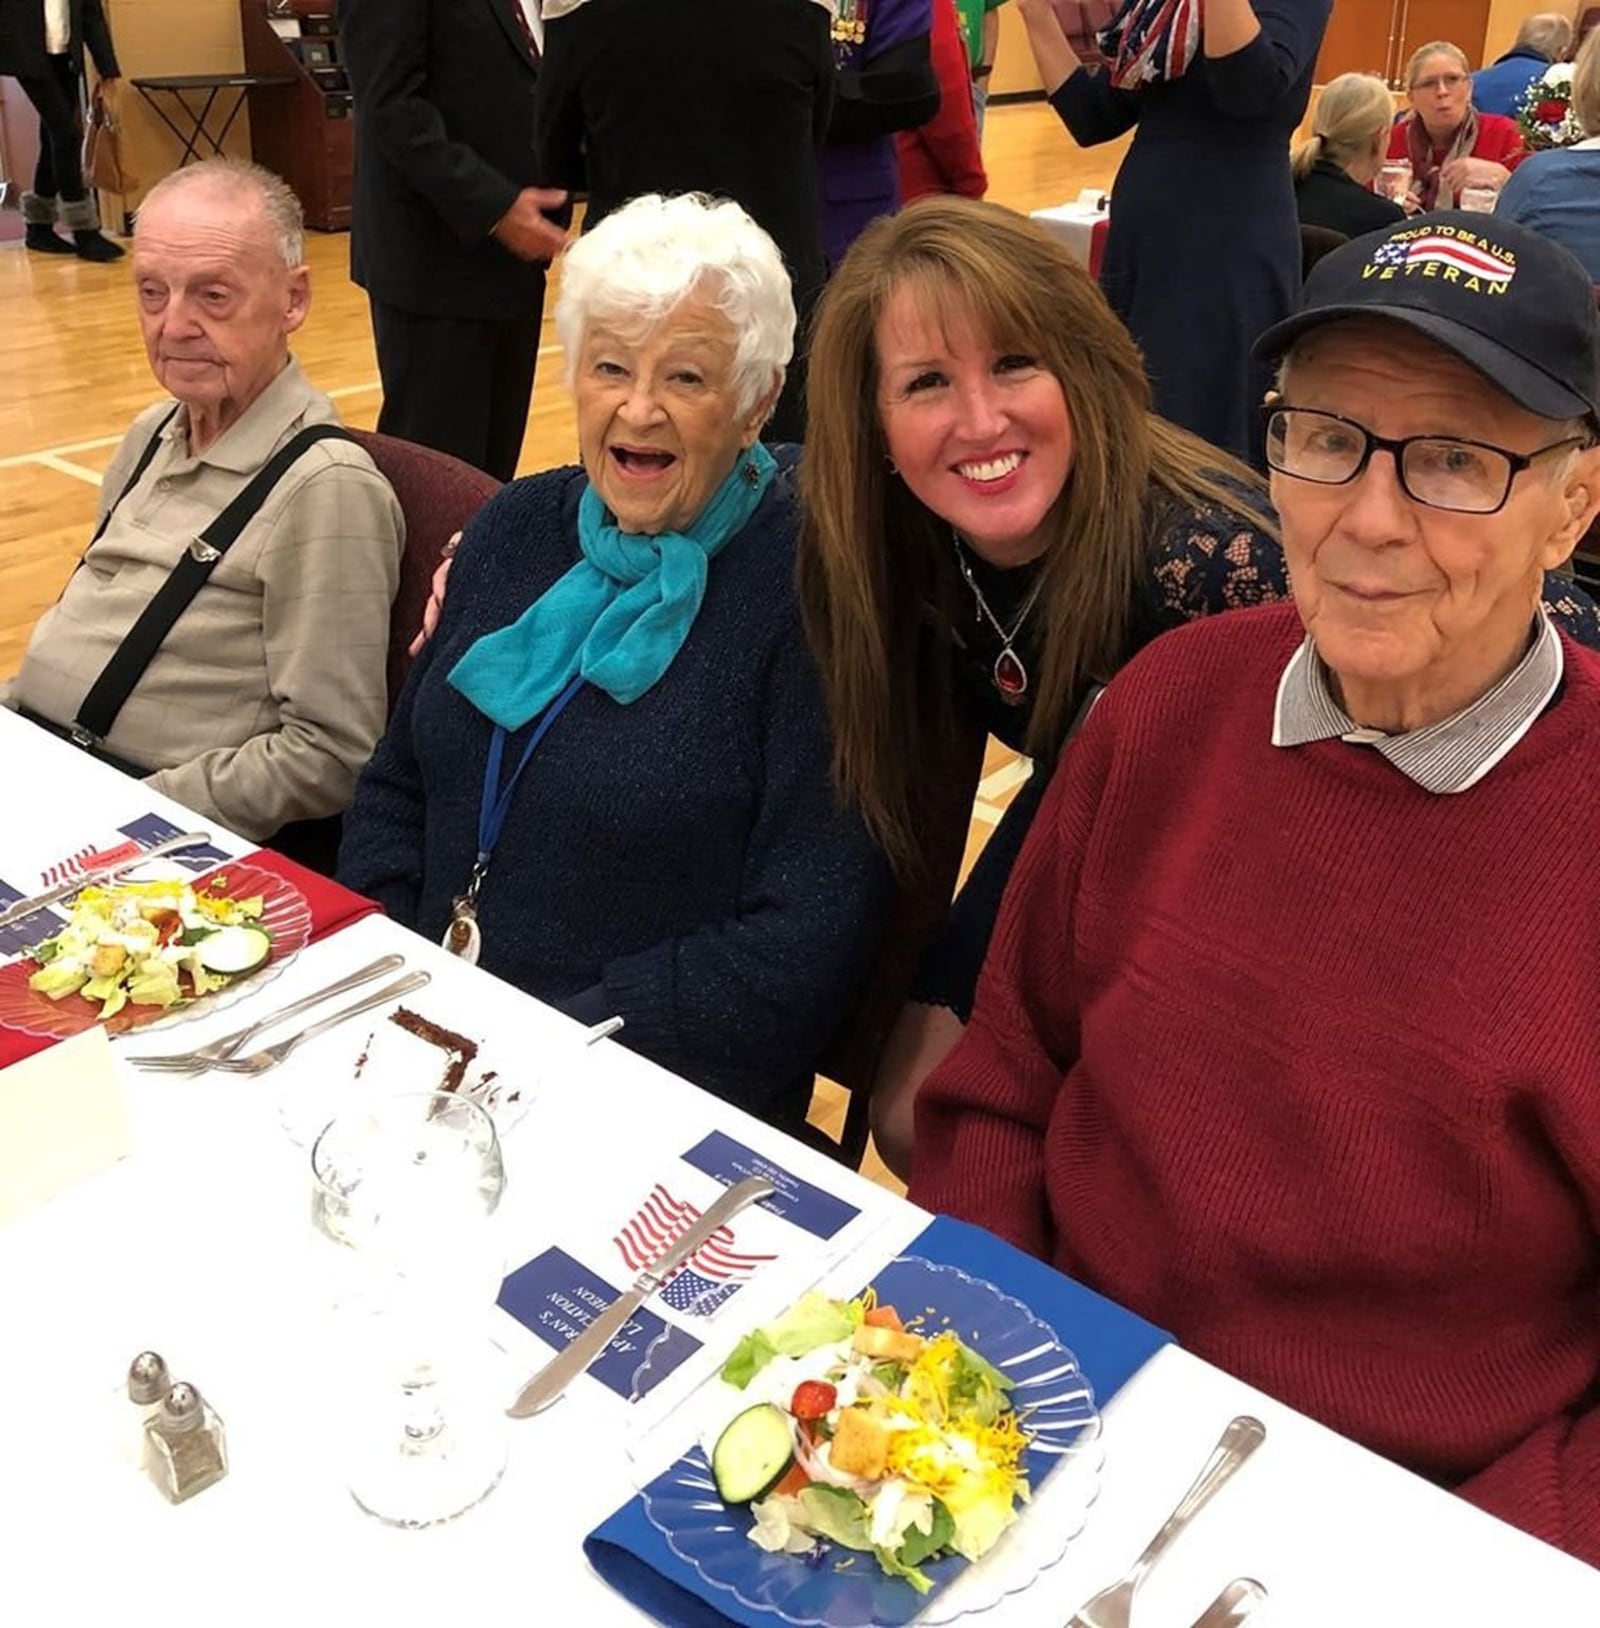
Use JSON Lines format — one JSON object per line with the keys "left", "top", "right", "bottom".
{"left": 470, "top": 673, "right": 585, "bottom": 890}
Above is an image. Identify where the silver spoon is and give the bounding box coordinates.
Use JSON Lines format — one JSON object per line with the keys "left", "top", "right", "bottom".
{"left": 1190, "top": 1578, "right": 1267, "bottom": 1628}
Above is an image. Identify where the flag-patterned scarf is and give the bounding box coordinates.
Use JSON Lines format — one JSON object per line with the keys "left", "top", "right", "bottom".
{"left": 1403, "top": 107, "right": 1480, "bottom": 211}
{"left": 1098, "top": 0, "right": 1202, "bottom": 89}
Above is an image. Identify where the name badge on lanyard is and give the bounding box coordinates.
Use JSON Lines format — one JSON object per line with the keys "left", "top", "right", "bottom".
{"left": 442, "top": 673, "right": 585, "bottom": 965}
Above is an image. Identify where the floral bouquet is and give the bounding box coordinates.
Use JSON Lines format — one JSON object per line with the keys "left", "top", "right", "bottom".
{"left": 1516, "top": 62, "right": 1585, "bottom": 150}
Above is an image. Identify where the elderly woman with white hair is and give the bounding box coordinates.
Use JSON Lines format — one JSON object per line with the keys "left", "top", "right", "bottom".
{"left": 340, "top": 192, "right": 890, "bottom": 1128}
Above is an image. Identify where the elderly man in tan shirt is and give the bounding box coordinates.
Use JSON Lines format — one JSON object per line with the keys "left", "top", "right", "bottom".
{"left": 2, "top": 158, "right": 403, "bottom": 863}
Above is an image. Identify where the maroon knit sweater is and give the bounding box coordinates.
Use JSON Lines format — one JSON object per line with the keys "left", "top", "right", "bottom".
{"left": 911, "top": 604, "right": 1600, "bottom": 1566}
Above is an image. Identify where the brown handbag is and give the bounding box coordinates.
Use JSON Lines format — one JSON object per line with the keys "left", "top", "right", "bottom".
{"left": 1050, "top": 0, "right": 1116, "bottom": 66}
{"left": 83, "top": 86, "right": 136, "bottom": 195}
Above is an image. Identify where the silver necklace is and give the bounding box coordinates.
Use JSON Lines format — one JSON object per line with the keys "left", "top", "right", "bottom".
{"left": 952, "top": 533, "right": 1044, "bottom": 703}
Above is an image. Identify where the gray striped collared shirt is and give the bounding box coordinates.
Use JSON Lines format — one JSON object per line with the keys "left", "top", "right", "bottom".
{"left": 1270, "top": 615, "right": 1563, "bottom": 794}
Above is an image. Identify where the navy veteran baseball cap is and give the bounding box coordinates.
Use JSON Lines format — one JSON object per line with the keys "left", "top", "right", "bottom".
{"left": 1254, "top": 211, "right": 1600, "bottom": 425}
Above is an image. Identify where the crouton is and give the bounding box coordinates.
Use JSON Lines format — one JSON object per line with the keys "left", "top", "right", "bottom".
{"left": 90, "top": 943, "right": 127, "bottom": 979}
{"left": 828, "top": 1406, "right": 890, "bottom": 1480}
{"left": 851, "top": 1323, "right": 924, "bottom": 1365}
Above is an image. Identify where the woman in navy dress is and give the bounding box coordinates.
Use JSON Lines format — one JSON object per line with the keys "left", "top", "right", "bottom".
{"left": 1015, "top": 0, "right": 1332, "bottom": 466}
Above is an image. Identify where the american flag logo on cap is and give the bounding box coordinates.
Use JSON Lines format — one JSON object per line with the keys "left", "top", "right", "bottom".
{"left": 1365, "top": 227, "right": 1517, "bottom": 293}
{"left": 614, "top": 1183, "right": 777, "bottom": 1318}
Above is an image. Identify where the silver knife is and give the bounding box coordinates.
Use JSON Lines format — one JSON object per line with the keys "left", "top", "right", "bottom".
{"left": 0, "top": 830, "right": 216, "bottom": 931}
{"left": 507, "top": 1173, "right": 776, "bottom": 1418}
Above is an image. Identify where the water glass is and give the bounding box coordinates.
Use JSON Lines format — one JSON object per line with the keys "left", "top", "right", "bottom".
{"left": 1377, "top": 161, "right": 1413, "bottom": 204}
{"left": 311, "top": 1090, "right": 508, "bottom": 1527}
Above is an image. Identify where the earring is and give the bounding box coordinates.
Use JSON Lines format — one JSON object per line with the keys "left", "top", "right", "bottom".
{"left": 884, "top": 454, "right": 899, "bottom": 476}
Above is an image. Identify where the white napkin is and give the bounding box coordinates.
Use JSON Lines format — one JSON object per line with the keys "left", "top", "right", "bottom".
{"left": 0, "top": 1028, "right": 132, "bottom": 1228}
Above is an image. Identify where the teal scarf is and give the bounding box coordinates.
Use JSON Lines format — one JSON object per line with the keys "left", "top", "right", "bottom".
{"left": 449, "top": 443, "right": 776, "bottom": 729}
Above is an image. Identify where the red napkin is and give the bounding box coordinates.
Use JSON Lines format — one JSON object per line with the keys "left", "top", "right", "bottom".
{"left": 0, "top": 847, "right": 380, "bottom": 1071}
{"left": 0, "top": 1029, "right": 51, "bottom": 1069}
{"left": 243, "top": 847, "right": 381, "bottom": 943}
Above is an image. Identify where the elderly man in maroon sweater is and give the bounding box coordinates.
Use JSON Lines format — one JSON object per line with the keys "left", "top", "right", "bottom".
{"left": 910, "top": 213, "right": 1600, "bottom": 1565}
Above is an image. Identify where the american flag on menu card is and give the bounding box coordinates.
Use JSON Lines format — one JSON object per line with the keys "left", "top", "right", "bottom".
{"left": 37, "top": 841, "right": 142, "bottom": 889}
{"left": 614, "top": 1183, "right": 777, "bottom": 1318}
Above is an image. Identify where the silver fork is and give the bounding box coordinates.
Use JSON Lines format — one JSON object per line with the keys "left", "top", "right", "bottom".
{"left": 206, "top": 971, "right": 432, "bottom": 1075}
{"left": 127, "top": 954, "right": 407, "bottom": 1073}
{"left": 1064, "top": 1415, "right": 1267, "bottom": 1628}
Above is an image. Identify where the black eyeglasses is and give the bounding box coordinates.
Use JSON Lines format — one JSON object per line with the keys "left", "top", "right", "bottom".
{"left": 1262, "top": 406, "right": 1592, "bottom": 515}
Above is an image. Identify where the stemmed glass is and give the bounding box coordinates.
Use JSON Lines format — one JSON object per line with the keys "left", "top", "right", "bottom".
{"left": 310, "top": 1090, "right": 508, "bottom": 1527}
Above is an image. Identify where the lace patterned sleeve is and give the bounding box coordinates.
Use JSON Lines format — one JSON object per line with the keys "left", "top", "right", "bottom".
{"left": 1542, "top": 573, "right": 1600, "bottom": 650}
{"left": 1146, "top": 501, "right": 1290, "bottom": 633}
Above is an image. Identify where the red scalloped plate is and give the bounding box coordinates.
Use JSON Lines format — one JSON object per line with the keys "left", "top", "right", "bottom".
{"left": 0, "top": 861, "right": 312, "bottom": 1041}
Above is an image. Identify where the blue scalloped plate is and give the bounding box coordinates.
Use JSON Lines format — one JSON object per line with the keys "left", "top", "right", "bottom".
{"left": 632, "top": 1255, "right": 1104, "bottom": 1626}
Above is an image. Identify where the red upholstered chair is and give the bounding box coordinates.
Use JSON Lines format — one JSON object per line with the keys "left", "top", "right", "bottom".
{"left": 345, "top": 429, "right": 503, "bottom": 713}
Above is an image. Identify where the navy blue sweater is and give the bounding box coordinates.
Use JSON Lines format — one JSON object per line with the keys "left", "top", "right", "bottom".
{"left": 339, "top": 468, "right": 892, "bottom": 1127}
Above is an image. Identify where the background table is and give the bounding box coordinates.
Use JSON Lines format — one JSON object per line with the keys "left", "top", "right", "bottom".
{"left": 131, "top": 74, "right": 295, "bottom": 168}
{"left": 1029, "top": 202, "right": 1111, "bottom": 279}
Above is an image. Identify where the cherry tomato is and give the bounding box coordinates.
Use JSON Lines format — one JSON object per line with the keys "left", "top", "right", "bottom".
{"left": 790, "top": 1380, "right": 837, "bottom": 1421}
{"left": 773, "top": 1459, "right": 812, "bottom": 1498}
{"left": 148, "top": 909, "right": 183, "bottom": 945}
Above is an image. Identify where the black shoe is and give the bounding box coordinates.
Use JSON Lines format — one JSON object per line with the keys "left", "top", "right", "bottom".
{"left": 25, "top": 223, "right": 75, "bottom": 255}
{"left": 72, "top": 229, "right": 125, "bottom": 263}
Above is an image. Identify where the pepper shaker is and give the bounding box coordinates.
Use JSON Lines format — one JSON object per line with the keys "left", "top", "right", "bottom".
{"left": 143, "top": 1381, "right": 228, "bottom": 1504}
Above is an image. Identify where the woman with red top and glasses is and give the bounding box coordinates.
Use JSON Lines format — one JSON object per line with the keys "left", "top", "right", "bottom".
{"left": 1389, "top": 40, "right": 1527, "bottom": 211}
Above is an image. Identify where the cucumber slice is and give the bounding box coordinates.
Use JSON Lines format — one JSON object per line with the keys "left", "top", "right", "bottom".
{"left": 194, "top": 925, "right": 272, "bottom": 976}
{"left": 711, "top": 1403, "right": 795, "bottom": 1504}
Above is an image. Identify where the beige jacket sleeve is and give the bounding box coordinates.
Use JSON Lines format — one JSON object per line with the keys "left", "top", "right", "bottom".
{"left": 145, "top": 451, "right": 404, "bottom": 840}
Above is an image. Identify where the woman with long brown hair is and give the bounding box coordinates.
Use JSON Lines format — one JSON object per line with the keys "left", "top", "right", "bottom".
{"left": 797, "top": 196, "right": 1282, "bottom": 1175}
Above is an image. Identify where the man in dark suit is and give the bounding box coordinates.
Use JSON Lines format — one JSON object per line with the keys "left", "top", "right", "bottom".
{"left": 0, "top": 0, "right": 126, "bottom": 259}
{"left": 340, "top": 0, "right": 567, "bottom": 481}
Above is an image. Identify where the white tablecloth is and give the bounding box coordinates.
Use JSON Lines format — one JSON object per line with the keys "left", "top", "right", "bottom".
{"left": 1027, "top": 203, "right": 1110, "bottom": 271}
{"left": 1, "top": 720, "right": 1596, "bottom": 1625}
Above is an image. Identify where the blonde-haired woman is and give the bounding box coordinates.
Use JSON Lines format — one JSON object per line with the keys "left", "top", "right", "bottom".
{"left": 796, "top": 198, "right": 1285, "bottom": 1176}
{"left": 1496, "top": 24, "right": 1600, "bottom": 278}
{"left": 1292, "top": 72, "right": 1405, "bottom": 238}
{"left": 1388, "top": 40, "right": 1526, "bottom": 209}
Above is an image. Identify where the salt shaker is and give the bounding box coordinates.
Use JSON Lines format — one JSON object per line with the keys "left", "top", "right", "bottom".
{"left": 121, "top": 1351, "right": 172, "bottom": 1467}
{"left": 143, "top": 1381, "right": 228, "bottom": 1504}
{"left": 128, "top": 1351, "right": 171, "bottom": 1412}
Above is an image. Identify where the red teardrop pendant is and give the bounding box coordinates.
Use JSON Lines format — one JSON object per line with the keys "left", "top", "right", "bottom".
{"left": 993, "top": 647, "right": 1028, "bottom": 701}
